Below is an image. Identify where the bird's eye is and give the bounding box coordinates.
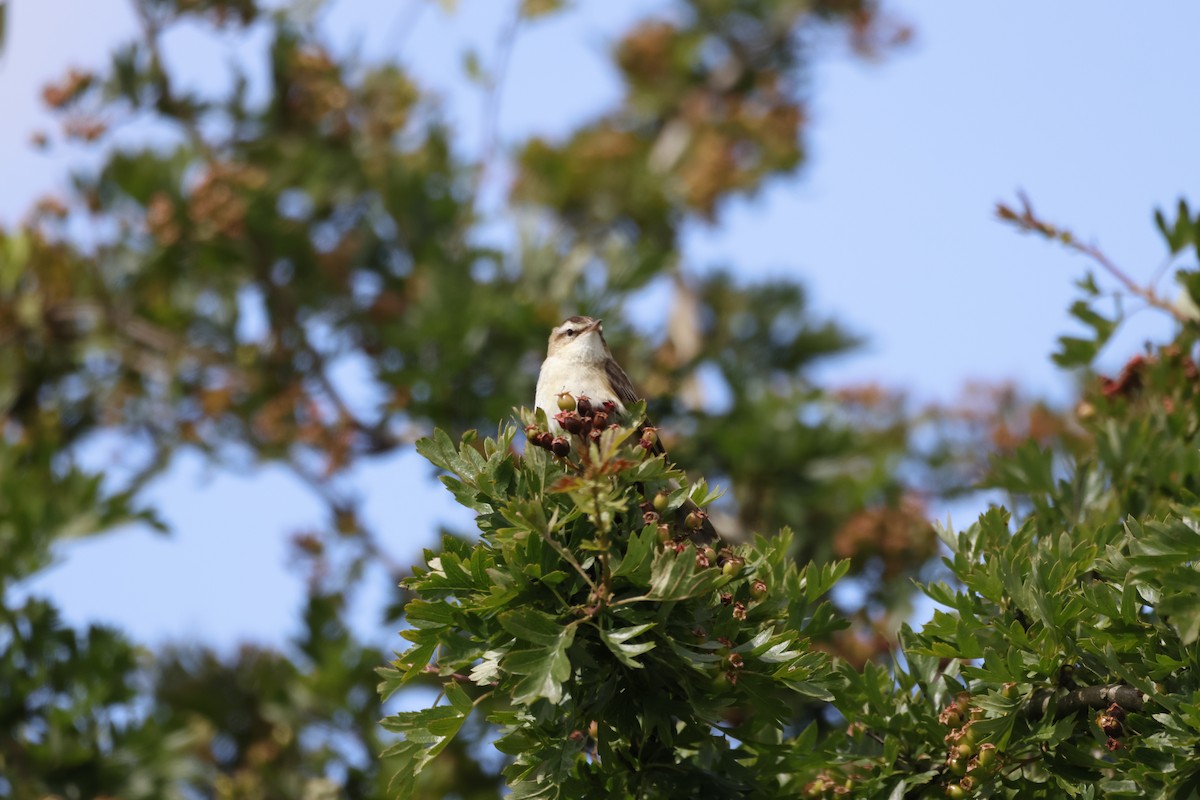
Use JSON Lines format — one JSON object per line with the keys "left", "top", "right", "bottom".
{"left": 565, "top": 329, "right": 576, "bottom": 337}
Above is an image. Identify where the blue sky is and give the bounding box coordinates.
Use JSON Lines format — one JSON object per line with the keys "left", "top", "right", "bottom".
{"left": 4, "top": 1, "right": 1198, "bottom": 647}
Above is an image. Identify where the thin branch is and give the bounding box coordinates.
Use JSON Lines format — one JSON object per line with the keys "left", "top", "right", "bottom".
{"left": 540, "top": 528, "right": 597, "bottom": 592}
{"left": 1071, "top": 238, "right": 1184, "bottom": 321}
{"left": 996, "top": 193, "right": 1188, "bottom": 323}
{"left": 1149, "top": 252, "right": 1177, "bottom": 291}
{"left": 288, "top": 460, "right": 408, "bottom": 582}
{"left": 384, "top": 0, "right": 429, "bottom": 56}
{"left": 423, "top": 664, "right": 493, "bottom": 686}
{"left": 1024, "top": 683, "right": 1146, "bottom": 721}
{"left": 474, "top": 2, "right": 523, "bottom": 200}
{"left": 132, "top": 0, "right": 217, "bottom": 162}
{"left": 119, "top": 437, "right": 173, "bottom": 497}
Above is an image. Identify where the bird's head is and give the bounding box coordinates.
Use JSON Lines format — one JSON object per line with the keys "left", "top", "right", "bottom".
{"left": 546, "top": 316, "right": 609, "bottom": 363}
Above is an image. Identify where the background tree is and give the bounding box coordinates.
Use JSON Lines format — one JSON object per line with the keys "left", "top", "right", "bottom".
{"left": 1, "top": 0, "right": 932, "bottom": 797}
{"left": 8, "top": 0, "right": 1188, "bottom": 797}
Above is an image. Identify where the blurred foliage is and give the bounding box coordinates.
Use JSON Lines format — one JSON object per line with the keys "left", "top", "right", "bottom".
{"left": 13, "top": 0, "right": 1191, "bottom": 797}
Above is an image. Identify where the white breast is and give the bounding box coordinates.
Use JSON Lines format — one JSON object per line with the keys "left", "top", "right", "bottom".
{"left": 535, "top": 356, "right": 626, "bottom": 431}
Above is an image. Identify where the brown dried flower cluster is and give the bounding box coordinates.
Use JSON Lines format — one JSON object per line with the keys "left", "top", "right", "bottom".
{"left": 186, "top": 162, "right": 269, "bottom": 241}
{"left": 41, "top": 69, "right": 94, "bottom": 109}
{"left": 832, "top": 497, "right": 936, "bottom": 579}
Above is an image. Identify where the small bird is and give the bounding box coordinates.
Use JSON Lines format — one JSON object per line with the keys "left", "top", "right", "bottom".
{"left": 535, "top": 316, "right": 640, "bottom": 425}
{"left": 535, "top": 315, "right": 717, "bottom": 543}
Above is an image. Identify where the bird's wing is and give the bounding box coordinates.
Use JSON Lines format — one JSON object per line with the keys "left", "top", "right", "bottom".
{"left": 605, "top": 357, "right": 665, "bottom": 457}
{"left": 604, "top": 357, "right": 643, "bottom": 409}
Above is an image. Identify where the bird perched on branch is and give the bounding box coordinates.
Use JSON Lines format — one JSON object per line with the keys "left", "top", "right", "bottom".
{"left": 534, "top": 315, "right": 718, "bottom": 544}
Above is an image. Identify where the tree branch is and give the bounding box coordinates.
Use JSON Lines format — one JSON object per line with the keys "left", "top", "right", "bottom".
{"left": 474, "top": 3, "right": 522, "bottom": 202}
{"left": 996, "top": 192, "right": 1188, "bottom": 323}
{"left": 1024, "top": 683, "right": 1146, "bottom": 721}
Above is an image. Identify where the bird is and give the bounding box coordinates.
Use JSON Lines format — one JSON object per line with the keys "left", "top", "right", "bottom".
{"left": 534, "top": 315, "right": 718, "bottom": 544}
{"left": 535, "top": 316, "right": 640, "bottom": 426}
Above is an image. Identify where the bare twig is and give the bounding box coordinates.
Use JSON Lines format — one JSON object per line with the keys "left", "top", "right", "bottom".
{"left": 996, "top": 192, "right": 1188, "bottom": 323}
{"left": 288, "top": 461, "right": 408, "bottom": 582}
{"left": 384, "top": 0, "right": 429, "bottom": 56}
{"left": 423, "top": 664, "right": 493, "bottom": 685}
{"left": 475, "top": 3, "right": 523, "bottom": 199}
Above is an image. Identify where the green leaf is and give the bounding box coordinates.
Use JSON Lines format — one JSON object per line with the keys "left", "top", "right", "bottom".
{"left": 599, "top": 623, "right": 656, "bottom": 668}
{"left": 611, "top": 524, "right": 656, "bottom": 580}
{"left": 384, "top": 640, "right": 438, "bottom": 695}
{"left": 416, "top": 428, "right": 462, "bottom": 474}
{"left": 499, "top": 608, "right": 568, "bottom": 647}
{"left": 463, "top": 49, "right": 484, "bottom": 83}
{"left": 1154, "top": 207, "right": 1175, "bottom": 253}
{"left": 520, "top": 0, "right": 565, "bottom": 18}
{"left": 506, "top": 624, "right": 576, "bottom": 704}
{"left": 382, "top": 682, "right": 474, "bottom": 798}
{"left": 646, "top": 546, "right": 725, "bottom": 600}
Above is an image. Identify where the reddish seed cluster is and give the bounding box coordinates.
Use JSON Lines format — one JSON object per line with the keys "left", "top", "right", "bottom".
{"left": 549, "top": 392, "right": 621, "bottom": 447}
{"left": 525, "top": 425, "right": 571, "bottom": 457}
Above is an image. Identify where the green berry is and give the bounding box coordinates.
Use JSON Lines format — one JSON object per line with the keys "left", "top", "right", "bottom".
{"left": 556, "top": 392, "right": 576, "bottom": 411}
{"left": 958, "top": 724, "right": 978, "bottom": 748}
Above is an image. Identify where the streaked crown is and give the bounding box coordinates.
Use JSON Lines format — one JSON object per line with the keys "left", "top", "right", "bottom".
{"left": 547, "top": 316, "right": 606, "bottom": 357}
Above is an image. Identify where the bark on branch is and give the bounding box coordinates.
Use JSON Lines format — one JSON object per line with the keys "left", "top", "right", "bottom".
{"left": 1025, "top": 683, "right": 1146, "bottom": 721}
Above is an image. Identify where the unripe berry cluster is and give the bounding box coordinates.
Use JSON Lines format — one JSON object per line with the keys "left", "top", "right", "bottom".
{"left": 938, "top": 692, "right": 1000, "bottom": 797}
